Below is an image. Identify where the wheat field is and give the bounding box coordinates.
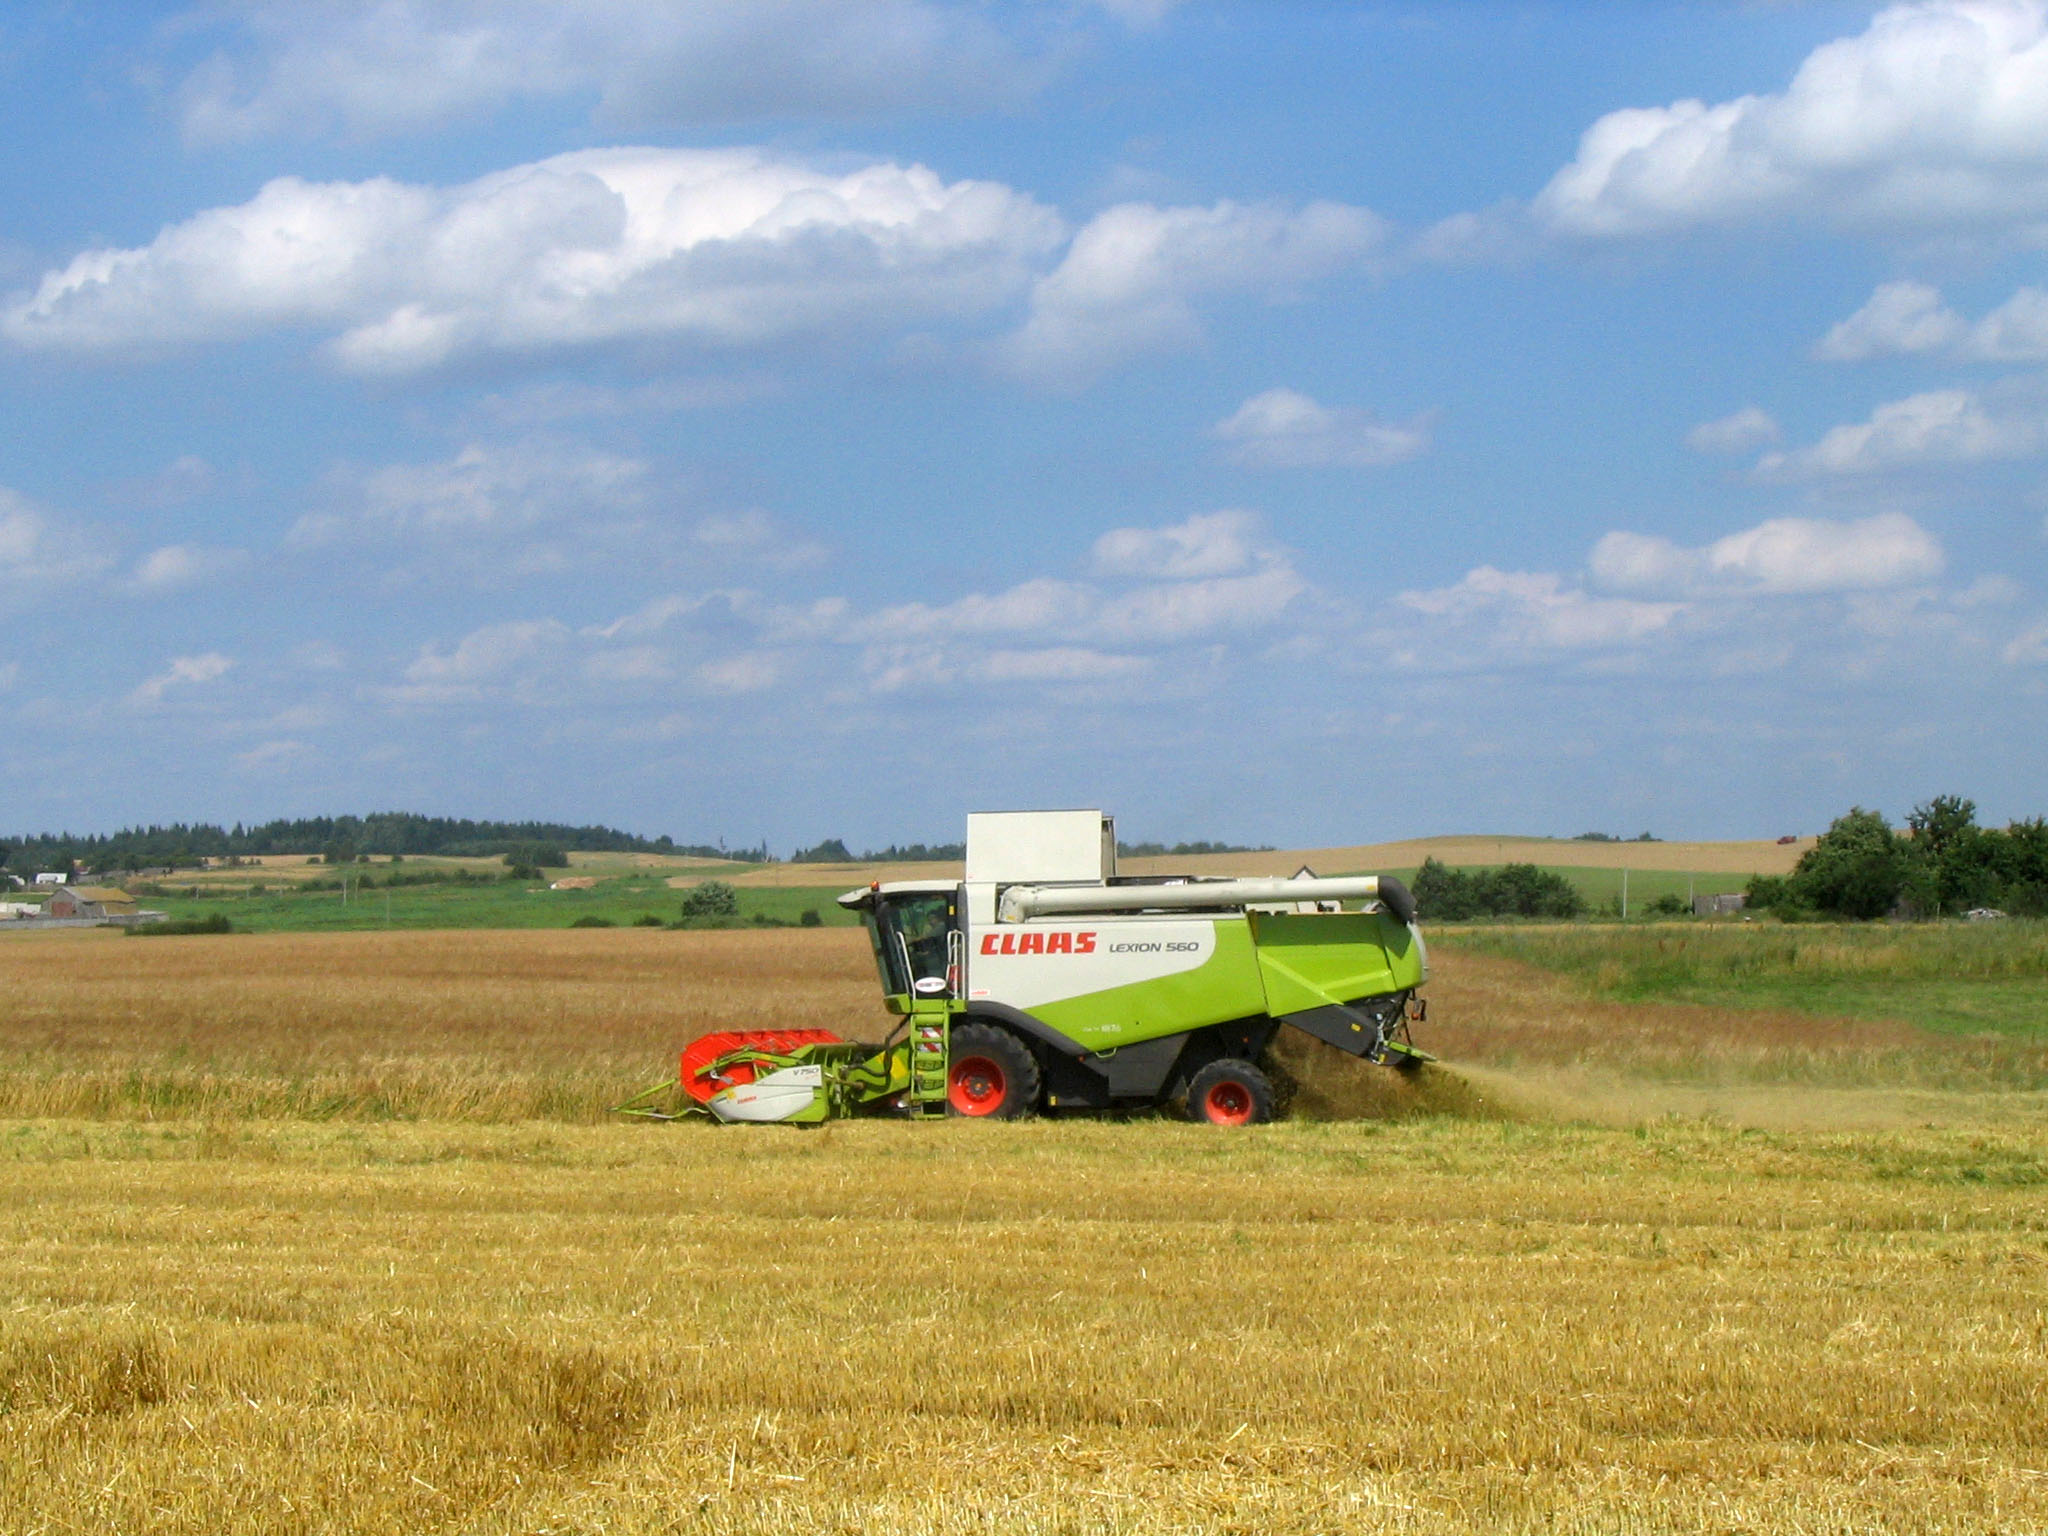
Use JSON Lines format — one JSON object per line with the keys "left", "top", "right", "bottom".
{"left": 0, "top": 924, "right": 2043, "bottom": 1533}
{"left": 726, "top": 834, "right": 1812, "bottom": 889}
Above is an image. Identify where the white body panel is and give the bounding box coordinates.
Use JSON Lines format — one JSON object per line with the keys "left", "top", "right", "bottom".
{"left": 965, "top": 810, "right": 1115, "bottom": 884}
{"left": 966, "top": 917, "right": 1215, "bottom": 1010}
{"left": 706, "top": 1064, "right": 824, "bottom": 1123}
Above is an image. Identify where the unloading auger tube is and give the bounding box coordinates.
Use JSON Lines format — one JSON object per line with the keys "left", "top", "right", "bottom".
{"left": 998, "top": 873, "right": 1416, "bottom": 924}
{"left": 616, "top": 809, "right": 1431, "bottom": 1126}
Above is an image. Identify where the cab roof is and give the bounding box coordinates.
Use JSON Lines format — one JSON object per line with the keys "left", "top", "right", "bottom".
{"left": 835, "top": 879, "right": 959, "bottom": 910}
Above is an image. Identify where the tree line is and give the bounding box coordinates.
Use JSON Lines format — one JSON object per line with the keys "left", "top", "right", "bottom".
{"left": 1749, "top": 797, "right": 2047, "bottom": 919}
{"left": 0, "top": 813, "right": 748, "bottom": 876}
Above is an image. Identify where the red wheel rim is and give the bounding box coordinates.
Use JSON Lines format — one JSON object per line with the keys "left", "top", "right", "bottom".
{"left": 948, "top": 1055, "right": 1007, "bottom": 1115}
{"left": 1203, "top": 1080, "right": 1254, "bottom": 1125}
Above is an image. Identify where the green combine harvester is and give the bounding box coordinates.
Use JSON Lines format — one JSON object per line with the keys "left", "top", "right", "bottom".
{"left": 618, "top": 810, "right": 1429, "bottom": 1126}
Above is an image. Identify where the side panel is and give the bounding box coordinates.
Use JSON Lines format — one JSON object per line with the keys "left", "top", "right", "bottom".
{"left": 980, "top": 919, "right": 1268, "bottom": 1053}
{"left": 968, "top": 917, "right": 1216, "bottom": 1010}
{"left": 1248, "top": 910, "right": 1425, "bottom": 1015}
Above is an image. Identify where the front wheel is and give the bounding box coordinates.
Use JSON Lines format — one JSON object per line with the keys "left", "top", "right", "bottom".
{"left": 946, "top": 1023, "right": 1041, "bottom": 1119}
{"left": 1186, "top": 1059, "right": 1275, "bottom": 1126}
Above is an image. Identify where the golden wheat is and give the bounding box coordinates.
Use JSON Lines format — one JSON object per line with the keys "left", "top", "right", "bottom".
{"left": 2, "top": 927, "right": 2036, "bottom": 1124}
{"left": 0, "top": 1118, "right": 2042, "bottom": 1533}
{"left": 0, "top": 926, "right": 884, "bottom": 1120}
{"left": 2, "top": 926, "right": 2045, "bottom": 1531}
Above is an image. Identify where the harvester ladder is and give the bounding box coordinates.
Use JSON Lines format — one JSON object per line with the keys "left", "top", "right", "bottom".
{"left": 908, "top": 1010, "right": 949, "bottom": 1113}
{"left": 906, "top": 928, "right": 964, "bottom": 1115}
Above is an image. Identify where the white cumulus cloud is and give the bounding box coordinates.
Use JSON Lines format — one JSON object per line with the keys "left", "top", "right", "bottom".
{"left": 129, "top": 544, "right": 250, "bottom": 590}
{"left": 1758, "top": 383, "right": 2048, "bottom": 476}
{"left": 5, "top": 148, "right": 1064, "bottom": 373}
{"left": 1590, "top": 513, "right": 1944, "bottom": 596}
{"left": 1212, "top": 388, "right": 1432, "bottom": 469}
{"left": 1398, "top": 568, "right": 1681, "bottom": 651}
{"left": 2006, "top": 617, "right": 2048, "bottom": 662}
{"left": 326, "top": 441, "right": 650, "bottom": 535}
{"left": 1819, "top": 279, "right": 2048, "bottom": 361}
{"left": 856, "top": 510, "right": 1305, "bottom": 665}
{"left": 235, "top": 739, "right": 313, "bottom": 772}
{"left": 1535, "top": 1, "right": 2048, "bottom": 240}
{"left": 695, "top": 652, "right": 780, "bottom": 694}
{"left": 170, "top": 0, "right": 1051, "bottom": 143}
{"left": 0, "top": 487, "right": 113, "bottom": 587}
{"left": 1965, "top": 285, "right": 2048, "bottom": 357}
{"left": 395, "top": 619, "right": 571, "bottom": 702}
{"left": 1097, "top": 561, "right": 1304, "bottom": 644}
{"left": 1091, "top": 509, "right": 1256, "bottom": 580}
{"left": 995, "top": 199, "right": 1386, "bottom": 383}
{"left": 1686, "top": 405, "right": 1782, "bottom": 455}
{"left": 1813, "top": 280, "right": 1967, "bottom": 361}
{"left": 977, "top": 647, "right": 1150, "bottom": 683}
{"left": 131, "top": 652, "right": 234, "bottom": 706}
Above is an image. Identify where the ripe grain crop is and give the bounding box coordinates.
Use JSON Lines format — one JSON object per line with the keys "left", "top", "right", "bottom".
{"left": 4, "top": 925, "right": 2041, "bottom": 1123}
{"left": 0, "top": 926, "right": 886, "bottom": 1121}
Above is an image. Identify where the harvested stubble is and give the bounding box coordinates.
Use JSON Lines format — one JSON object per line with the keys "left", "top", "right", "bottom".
{"left": 0, "top": 1118, "right": 2044, "bottom": 1534}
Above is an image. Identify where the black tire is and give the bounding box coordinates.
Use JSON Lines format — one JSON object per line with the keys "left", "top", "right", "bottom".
{"left": 1186, "top": 1059, "right": 1275, "bottom": 1126}
{"left": 945, "top": 1024, "right": 1041, "bottom": 1119}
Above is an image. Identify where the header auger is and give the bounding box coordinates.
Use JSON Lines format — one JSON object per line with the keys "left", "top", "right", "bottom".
{"left": 615, "top": 810, "right": 1430, "bottom": 1126}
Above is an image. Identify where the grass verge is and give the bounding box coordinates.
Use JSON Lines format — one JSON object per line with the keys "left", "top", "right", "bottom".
{"left": 1439, "top": 921, "right": 2048, "bottom": 1039}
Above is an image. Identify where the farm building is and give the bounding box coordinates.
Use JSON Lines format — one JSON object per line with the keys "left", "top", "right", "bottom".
{"left": 47, "top": 885, "right": 138, "bottom": 920}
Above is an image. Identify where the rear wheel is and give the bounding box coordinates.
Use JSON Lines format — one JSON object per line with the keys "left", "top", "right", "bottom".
{"left": 946, "top": 1024, "right": 1041, "bottom": 1119}
{"left": 1186, "top": 1059, "right": 1275, "bottom": 1126}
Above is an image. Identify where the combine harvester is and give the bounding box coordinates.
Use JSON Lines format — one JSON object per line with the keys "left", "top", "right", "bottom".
{"left": 618, "top": 810, "right": 1429, "bottom": 1126}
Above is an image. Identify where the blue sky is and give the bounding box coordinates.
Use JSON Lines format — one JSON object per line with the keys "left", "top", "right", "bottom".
{"left": 3, "top": 0, "right": 2045, "bottom": 852}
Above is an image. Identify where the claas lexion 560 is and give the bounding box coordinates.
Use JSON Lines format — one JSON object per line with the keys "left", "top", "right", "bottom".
{"left": 617, "top": 810, "right": 1429, "bottom": 1127}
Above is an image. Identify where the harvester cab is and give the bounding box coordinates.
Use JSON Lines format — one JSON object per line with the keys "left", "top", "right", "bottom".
{"left": 855, "top": 881, "right": 964, "bottom": 1007}
{"left": 616, "top": 809, "right": 1431, "bottom": 1127}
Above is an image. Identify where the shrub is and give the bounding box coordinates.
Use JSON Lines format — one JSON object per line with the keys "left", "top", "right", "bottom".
{"left": 632, "top": 914, "right": 665, "bottom": 928}
{"left": 1744, "top": 874, "right": 1806, "bottom": 919}
{"left": 799, "top": 908, "right": 823, "bottom": 927}
{"left": 503, "top": 843, "right": 570, "bottom": 870}
{"left": 678, "top": 880, "right": 739, "bottom": 920}
{"left": 130, "top": 913, "right": 233, "bottom": 937}
{"left": 1412, "top": 858, "right": 1584, "bottom": 920}
{"left": 568, "top": 915, "right": 615, "bottom": 928}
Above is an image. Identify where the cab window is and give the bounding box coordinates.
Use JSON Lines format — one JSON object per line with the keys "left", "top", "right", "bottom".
{"left": 874, "top": 892, "right": 955, "bottom": 994}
